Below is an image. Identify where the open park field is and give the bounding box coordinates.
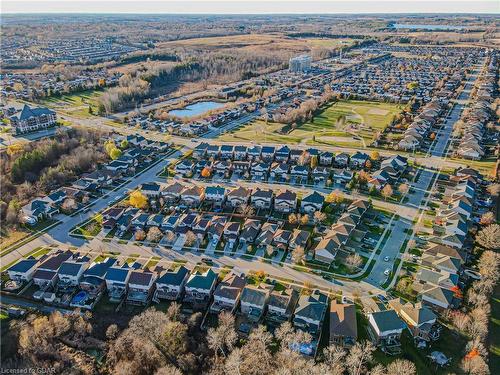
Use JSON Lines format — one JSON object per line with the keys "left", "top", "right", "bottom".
{"left": 219, "top": 100, "right": 402, "bottom": 148}
{"left": 40, "top": 89, "right": 103, "bottom": 119}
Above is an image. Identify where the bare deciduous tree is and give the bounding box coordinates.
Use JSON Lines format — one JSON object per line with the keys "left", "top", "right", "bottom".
{"left": 146, "top": 227, "right": 163, "bottom": 242}
{"left": 476, "top": 224, "right": 500, "bottom": 250}
{"left": 345, "top": 253, "right": 363, "bottom": 272}
{"left": 313, "top": 210, "right": 327, "bottom": 224}
{"left": 386, "top": 359, "right": 416, "bottom": 375}
{"left": 346, "top": 341, "right": 375, "bottom": 375}
{"left": 207, "top": 311, "right": 238, "bottom": 359}
{"left": 184, "top": 230, "right": 198, "bottom": 248}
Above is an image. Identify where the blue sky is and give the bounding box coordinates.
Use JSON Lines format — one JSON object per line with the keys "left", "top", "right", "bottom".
{"left": 3, "top": 1, "right": 499, "bottom": 14}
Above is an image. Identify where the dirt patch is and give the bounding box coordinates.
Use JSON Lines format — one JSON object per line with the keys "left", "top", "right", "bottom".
{"left": 367, "top": 108, "right": 389, "bottom": 116}
{"left": 318, "top": 136, "right": 361, "bottom": 143}
{"left": 346, "top": 114, "right": 362, "bottom": 122}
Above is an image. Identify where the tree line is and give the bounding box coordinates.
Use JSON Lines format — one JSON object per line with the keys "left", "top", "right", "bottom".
{"left": 0, "top": 127, "right": 110, "bottom": 225}
{"left": 1, "top": 302, "right": 421, "bottom": 375}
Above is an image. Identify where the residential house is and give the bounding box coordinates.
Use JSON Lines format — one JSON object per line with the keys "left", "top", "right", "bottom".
{"left": 273, "top": 229, "right": 292, "bottom": 250}
{"left": 184, "top": 268, "right": 218, "bottom": 306}
{"left": 162, "top": 182, "right": 185, "bottom": 203}
{"left": 206, "top": 145, "right": 220, "bottom": 158}
{"left": 213, "top": 160, "right": 231, "bottom": 176}
{"left": 290, "top": 165, "right": 309, "bottom": 183}
{"left": 301, "top": 191, "right": 324, "bottom": 214}
{"left": 329, "top": 301, "right": 358, "bottom": 348}
{"left": 247, "top": 145, "right": 262, "bottom": 160}
{"left": 290, "top": 149, "right": 304, "bottom": 163}
{"left": 293, "top": 290, "right": 328, "bottom": 336}
{"left": 207, "top": 216, "right": 228, "bottom": 242}
{"left": 234, "top": 145, "right": 248, "bottom": 160}
{"left": 205, "top": 186, "right": 226, "bottom": 206}
{"left": 421, "top": 286, "right": 456, "bottom": 312}
{"left": 270, "top": 162, "right": 290, "bottom": 181}
{"left": 57, "top": 261, "right": 88, "bottom": 290}
{"left": 275, "top": 145, "right": 291, "bottom": 161}
{"left": 154, "top": 266, "right": 190, "bottom": 301}
{"left": 312, "top": 166, "right": 330, "bottom": 184}
{"left": 239, "top": 219, "right": 262, "bottom": 244}
{"left": 232, "top": 161, "right": 250, "bottom": 176}
{"left": 319, "top": 151, "right": 334, "bottom": 166}
{"left": 388, "top": 299, "right": 440, "bottom": 343}
{"left": 314, "top": 237, "right": 340, "bottom": 265}
{"left": 147, "top": 214, "right": 165, "bottom": 229}
{"left": 251, "top": 162, "right": 270, "bottom": 180}
{"left": 256, "top": 222, "right": 279, "bottom": 247}
{"left": 367, "top": 310, "right": 405, "bottom": 353}
{"left": 175, "top": 159, "right": 194, "bottom": 176}
{"left": 274, "top": 190, "right": 297, "bottom": 213}
{"left": 335, "top": 152, "right": 350, "bottom": 167}
{"left": 102, "top": 207, "right": 124, "bottom": 230}
{"left": 115, "top": 213, "right": 133, "bottom": 236}
{"left": 82, "top": 169, "right": 121, "bottom": 188}
{"left": 226, "top": 186, "right": 251, "bottom": 207}
{"left": 261, "top": 146, "right": 276, "bottom": 161}
{"left": 105, "top": 267, "right": 131, "bottom": 302}
{"left": 333, "top": 169, "right": 354, "bottom": 186}
{"left": 220, "top": 145, "right": 234, "bottom": 160}
{"left": 290, "top": 229, "right": 310, "bottom": 250}
{"left": 7, "top": 259, "right": 39, "bottom": 283}
{"left": 131, "top": 212, "right": 149, "bottom": 231}
{"left": 350, "top": 151, "right": 369, "bottom": 168}
{"left": 224, "top": 221, "right": 241, "bottom": 243}
{"left": 32, "top": 251, "right": 72, "bottom": 288}
{"left": 193, "top": 142, "right": 209, "bottom": 158}
{"left": 210, "top": 272, "right": 246, "bottom": 313}
{"left": 21, "top": 199, "right": 58, "bottom": 224}
{"left": 266, "top": 288, "right": 299, "bottom": 324}
{"left": 240, "top": 283, "right": 274, "bottom": 322}
{"left": 251, "top": 189, "right": 273, "bottom": 209}
{"left": 181, "top": 185, "right": 205, "bottom": 207}
{"left": 127, "top": 270, "right": 156, "bottom": 305}
{"left": 141, "top": 182, "right": 163, "bottom": 198}
{"left": 80, "top": 258, "right": 116, "bottom": 295}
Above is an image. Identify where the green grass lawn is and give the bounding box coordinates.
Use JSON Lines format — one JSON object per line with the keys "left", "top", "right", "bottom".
{"left": 40, "top": 89, "right": 103, "bottom": 119}
{"left": 145, "top": 256, "right": 161, "bottom": 269}
{"left": 448, "top": 157, "right": 496, "bottom": 177}
{"left": 26, "top": 246, "right": 51, "bottom": 259}
{"left": 219, "top": 100, "right": 402, "bottom": 148}
{"left": 0, "top": 219, "right": 59, "bottom": 257}
{"left": 72, "top": 215, "right": 103, "bottom": 238}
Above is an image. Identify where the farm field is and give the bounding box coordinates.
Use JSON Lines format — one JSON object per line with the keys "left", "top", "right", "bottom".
{"left": 157, "top": 34, "right": 355, "bottom": 55}
{"left": 219, "top": 100, "right": 402, "bottom": 148}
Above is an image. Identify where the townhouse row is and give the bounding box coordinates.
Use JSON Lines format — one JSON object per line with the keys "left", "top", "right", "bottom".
{"left": 455, "top": 53, "right": 497, "bottom": 160}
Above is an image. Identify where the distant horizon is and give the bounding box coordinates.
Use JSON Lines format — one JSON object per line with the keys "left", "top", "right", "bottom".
{"left": 2, "top": 12, "right": 500, "bottom": 16}
{"left": 3, "top": 1, "right": 499, "bottom": 15}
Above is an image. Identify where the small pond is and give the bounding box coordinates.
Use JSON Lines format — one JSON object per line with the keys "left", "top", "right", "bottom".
{"left": 169, "top": 101, "right": 226, "bottom": 118}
